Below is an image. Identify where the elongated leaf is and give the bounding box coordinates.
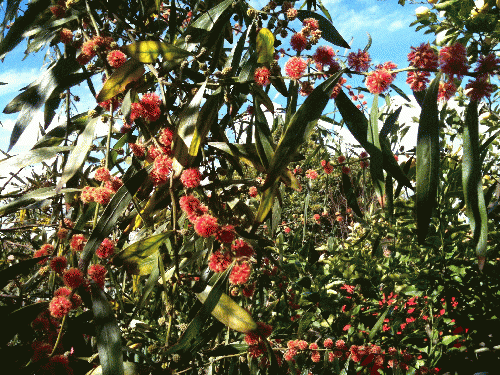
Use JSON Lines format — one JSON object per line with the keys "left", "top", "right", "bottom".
{"left": 379, "top": 107, "right": 402, "bottom": 138}
{"left": 123, "top": 41, "right": 191, "bottom": 64}
{"left": 256, "top": 28, "right": 275, "bottom": 65}
{"left": 115, "top": 231, "right": 173, "bottom": 267}
{"left": 342, "top": 173, "right": 363, "bottom": 217}
{"left": 78, "top": 167, "right": 148, "bottom": 273}
{"left": 263, "top": 71, "right": 344, "bottom": 190}
{"left": 0, "top": 257, "right": 48, "bottom": 290}
{"left": 96, "top": 59, "right": 145, "bottom": 103}
{"left": 55, "top": 114, "right": 99, "bottom": 192}
{"left": 368, "top": 94, "right": 385, "bottom": 207}
{"left": 1, "top": 302, "right": 48, "bottom": 345}
{"left": 254, "top": 180, "right": 280, "bottom": 225}
{"left": 416, "top": 74, "right": 441, "bottom": 244}
{"left": 172, "top": 81, "right": 207, "bottom": 168}
{"left": 127, "top": 256, "right": 160, "bottom": 323}
{"left": 390, "top": 84, "right": 411, "bottom": 102}
{"left": 0, "top": 146, "right": 72, "bottom": 170}
{"left": 253, "top": 96, "right": 275, "bottom": 170}
{"left": 6, "top": 55, "right": 80, "bottom": 151}
{"left": 0, "top": 0, "right": 51, "bottom": 59}
{"left": 91, "top": 283, "right": 124, "bottom": 375}
{"left": 479, "top": 129, "right": 500, "bottom": 164}
{"left": 369, "top": 307, "right": 390, "bottom": 341}
{"left": 0, "top": 187, "right": 80, "bottom": 217}
{"left": 462, "top": 100, "right": 488, "bottom": 270}
{"left": 296, "top": 10, "right": 349, "bottom": 48}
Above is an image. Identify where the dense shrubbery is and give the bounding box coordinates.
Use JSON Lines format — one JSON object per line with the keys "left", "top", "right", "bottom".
{"left": 1, "top": 0, "right": 500, "bottom": 374}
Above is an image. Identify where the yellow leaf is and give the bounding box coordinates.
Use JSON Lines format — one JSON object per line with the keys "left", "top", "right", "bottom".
{"left": 96, "top": 59, "right": 145, "bottom": 102}
{"left": 256, "top": 28, "right": 275, "bottom": 65}
{"left": 123, "top": 41, "right": 192, "bottom": 64}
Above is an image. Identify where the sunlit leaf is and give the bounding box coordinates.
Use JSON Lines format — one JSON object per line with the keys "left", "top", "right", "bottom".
{"left": 96, "top": 59, "right": 145, "bottom": 103}
{"left": 416, "top": 74, "right": 441, "bottom": 244}
{"left": 296, "top": 10, "right": 349, "bottom": 48}
{"left": 0, "top": 146, "right": 72, "bottom": 170}
{"left": 462, "top": 100, "right": 488, "bottom": 269}
{"left": 123, "top": 41, "right": 191, "bottom": 64}
{"left": 256, "top": 28, "right": 275, "bottom": 65}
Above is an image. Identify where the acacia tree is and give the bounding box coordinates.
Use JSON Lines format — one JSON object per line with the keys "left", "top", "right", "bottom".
{"left": 1, "top": 0, "right": 500, "bottom": 374}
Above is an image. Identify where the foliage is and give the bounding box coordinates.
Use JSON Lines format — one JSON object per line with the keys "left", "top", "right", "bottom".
{"left": 1, "top": 0, "right": 500, "bottom": 374}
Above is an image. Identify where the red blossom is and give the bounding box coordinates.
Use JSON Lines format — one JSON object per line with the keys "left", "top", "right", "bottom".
{"left": 438, "top": 43, "right": 469, "bottom": 79}
{"left": 348, "top": 49, "right": 371, "bottom": 72}
{"left": 302, "top": 17, "right": 319, "bottom": 31}
{"left": 407, "top": 71, "right": 431, "bottom": 92}
{"left": 180, "top": 168, "right": 201, "bottom": 188}
{"left": 93, "top": 186, "right": 114, "bottom": 205}
{"left": 179, "top": 195, "right": 208, "bottom": 222}
{"left": 194, "top": 214, "right": 219, "bottom": 237}
{"left": 105, "top": 176, "right": 123, "bottom": 192}
{"left": 232, "top": 239, "right": 254, "bottom": 258}
{"left": 49, "top": 296, "right": 72, "bottom": 318}
{"left": 129, "top": 102, "right": 144, "bottom": 123}
{"left": 150, "top": 155, "right": 173, "bottom": 185}
{"left": 215, "top": 225, "right": 236, "bottom": 244}
{"left": 70, "top": 234, "right": 86, "bottom": 252}
{"left": 59, "top": 28, "right": 73, "bottom": 44}
{"left": 365, "top": 68, "right": 395, "bottom": 94}
{"left": 465, "top": 76, "right": 496, "bottom": 101}
{"left": 88, "top": 264, "right": 107, "bottom": 288}
{"left": 96, "top": 238, "right": 115, "bottom": 259}
{"left": 129, "top": 143, "right": 146, "bottom": 158}
{"left": 50, "top": 256, "right": 68, "bottom": 274}
{"left": 229, "top": 261, "right": 251, "bottom": 284}
{"left": 290, "top": 33, "right": 307, "bottom": 52}
{"left": 249, "top": 186, "right": 258, "bottom": 197}
{"left": 408, "top": 43, "right": 438, "bottom": 70}
{"left": 159, "top": 127, "right": 174, "bottom": 147}
{"left": 323, "top": 338, "right": 334, "bottom": 348}
{"left": 107, "top": 50, "right": 127, "bottom": 68}
{"left": 285, "top": 57, "right": 307, "bottom": 80}
{"left": 208, "top": 250, "right": 233, "bottom": 273}
{"left": 306, "top": 169, "right": 318, "bottom": 179}
{"left": 63, "top": 268, "right": 84, "bottom": 289}
{"left": 254, "top": 67, "right": 271, "bottom": 87}
{"left": 475, "top": 53, "right": 500, "bottom": 76}
{"left": 50, "top": 5, "right": 66, "bottom": 18}
{"left": 140, "top": 93, "right": 161, "bottom": 122}
{"left": 94, "top": 167, "right": 111, "bottom": 182}
{"left": 438, "top": 80, "right": 457, "bottom": 102}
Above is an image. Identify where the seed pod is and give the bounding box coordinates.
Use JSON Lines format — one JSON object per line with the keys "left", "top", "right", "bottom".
{"left": 196, "top": 285, "right": 257, "bottom": 333}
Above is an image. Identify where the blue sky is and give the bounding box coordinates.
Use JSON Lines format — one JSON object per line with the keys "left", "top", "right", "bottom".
{"left": 0, "top": 0, "right": 434, "bottom": 155}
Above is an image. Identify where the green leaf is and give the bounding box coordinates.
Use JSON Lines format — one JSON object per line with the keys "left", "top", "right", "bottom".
{"left": 115, "top": 232, "right": 173, "bottom": 273}
{"left": 256, "top": 28, "right": 275, "bottom": 65}
{"left": 6, "top": 55, "right": 80, "bottom": 151}
{"left": 369, "top": 307, "right": 390, "bottom": 341}
{"left": 78, "top": 167, "right": 148, "bottom": 273}
{"left": 96, "top": 59, "right": 145, "bottom": 103}
{"left": 342, "top": 173, "right": 363, "bottom": 217}
{"left": 390, "top": 84, "right": 411, "bottom": 102}
{"left": 0, "top": 0, "right": 52, "bottom": 59}
{"left": 1, "top": 302, "right": 48, "bottom": 346}
{"left": 0, "top": 146, "right": 72, "bottom": 170}
{"left": 123, "top": 41, "right": 191, "bottom": 64}
{"left": 462, "top": 100, "right": 488, "bottom": 269}
{"left": 55, "top": 114, "right": 99, "bottom": 192}
{"left": 253, "top": 95, "right": 275, "bottom": 170}
{"left": 0, "top": 257, "right": 48, "bottom": 290}
{"left": 368, "top": 94, "right": 385, "bottom": 207}
{"left": 379, "top": 106, "right": 402, "bottom": 138}
{"left": 91, "top": 283, "right": 124, "bottom": 375}
{"left": 263, "top": 70, "right": 344, "bottom": 191}
{"left": 0, "top": 187, "right": 80, "bottom": 217}
{"left": 416, "top": 74, "right": 441, "bottom": 244}
{"left": 254, "top": 180, "right": 280, "bottom": 225}
{"left": 296, "top": 10, "right": 350, "bottom": 48}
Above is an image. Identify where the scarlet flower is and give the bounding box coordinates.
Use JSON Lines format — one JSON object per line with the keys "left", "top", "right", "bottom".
{"left": 88, "top": 264, "right": 107, "bottom": 288}
{"left": 229, "top": 261, "right": 251, "bottom": 284}
{"left": 290, "top": 33, "right": 307, "bottom": 52}
{"left": 335, "top": 339, "right": 346, "bottom": 349}
{"left": 150, "top": 155, "right": 173, "bottom": 185}
{"left": 140, "top": 93, "right": 161, "bottom": 122}
{"left": 248, "top": 186, "right": 258, "bottom": 197}
{"left": 50, "top": 256, "right": 68, "bottom": 274}
{"left": 215, "top": 225, "right": 236, "bottom": 244}
{"left": 180, "top": 168, "right": 201, "bottom": 188}
{"left": 347, "top": 49, "right": 371, "bottom": 72}
{"left": 408, "top": 43, "right": 438, "bottom": 70}
{"left": 297, "top": 340, "right": 309, "bottom": 350}
{"left": 286, "top": 8, "right": 298, "bottom": 20}
{"left": 322, "top": 161, "right": 333, "bottom": 174}
{"left": 285, "top": 57, "right": 307, "bottom": 80}
{"left": 49, "top": 296, "right": 72, "bottom": 318}
{"left": 330, "top": 77, "right": 347, "bottom": 99}
{"left": 63, "top": 268, "right": 84, "bottom": 289}
{"left": 159, "top": 127, "right": 174, "bottom": 147}
{"left": 438, "top": 80, "right": 457, "bottom": 102}
{"left": 313, "top": 213, "right": 321, "bottom": 221}
{"left": 129, "top": 143, "right": 145, "bottom": 158}
{"left": 208, "top": 250, "right": 232, "bottom": 272}
{"left": 309, "top": 342, "right": 319, "bottom": 350}
{"left": 40, "top": 355, "right": 73, "bottom": 375}
{"left": 475, "top": 53, "right": 500, "bottom": 76}
{"left": 284, "top": 348, "right": 297, "bottom": 361}
{"left": 179, "top": 195, "right": 208, "bottom": 222}
{"left": 96, "top": 238, "right": 115, "bottom": 259}
{"left": 34, "top": 244, "right": 53, "bottom": 264}
{"left": 438, "top": 43, "right": 469, "bottom": 79}
{"left": 98, "top": 96, "right": 121, "bottom": 112}
{"left": 365, "top": 69, "right": 395, "bottom": 94}
{"left": 194, "top": 214, "right": 219, "bottom": 237}
{"left": 311, "top": 351, "right": 321, "bottom": 362}
{"left": 323, "top": 338, "right": 333, "bottom": 348}
{"left": 300, "top": 81, "right": 314, "bottom": 96}
{"left": 302, "top": 17, "right": 319, "bottom": 31}
{"left": 94, "top": 167, "right": 111, "bottom": 182}
{"left": 465, "top": 76, "right": 495, "bottom": 101}
{"left": 343, "top": 324, "right": 351, "bottom": 331}
{"left": 59, "top": 28, "right": 73, "bottom": 44}
{"left": 50, "top": 5, "right": 66, "bottom": 18}
{"left": 81, "top": 39, "right": 97, "bottom": 58}
{"left": 93, "top": 186, "right": 114, "bottom": 205}
{"left": 107, "top": 50, "right": 127, "bottom": 68}
{"left": 129, "top": 102, "right": 144, "bottom": 123}
{"left": 232, "top": 239, "right": 254, "bottom": 258}
{"left": 341, "top": 166, "right": 350, "bottom": 174}
{"left": 81, "top": 186, "right": 95, "bottom": 204}
{"left": 31, "top": 341, "right": 52, "bottom": 362}
{"left": 284, "top": 226, "right": 291, "bottom": 234}
{"left": 407, "top": 71, "right": 430, "bottom": 92}
{"left": 254, "top": 67, "right": 271, "bottom": 87}
{"left": 306, "top": 169, "right": 318, "bottom": 179}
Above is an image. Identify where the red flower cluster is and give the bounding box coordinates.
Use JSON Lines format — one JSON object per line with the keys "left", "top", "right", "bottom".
{"left": 194, "top": 214, "right": 219, "bottom": 237}
{"left": 70, "top": 234, "right": 87, "bottom": 252}
{"left": 150, "top": 155, "right": 173, "bottom": 185}
{"left": 129, "top": 143, "right": 146, "bottom": 158}
{"left": 347, "top": 49, "right": 371, "bottom": 72}
{"left": 78, "top": 35, "right": 114, "bottom": 65}
{"left": 96, "top": 238, "right": 115, "bottom": 259}
{"left": 63, "top": 268, "right": 84, "bottom": 289}
{"left": 49, "top": 296, "right": 72, "bottom": 318}
{"left": 34, "top": 244, "right": 54, "bottom": 264}
{"left": 179, "top": 195, "right": 208, "bottom": 223}
{"left": 180, "top": 168, "right": 201, "bottom": 188}
{"left": 81, "top": 186, "right": 115, "bottom": 205}
{"left": 321, "top": 160, "right": 333, "bottom": 174}
{"left": 248, "top": 186, "right": 258, "bottom": 197}
{"left": 232, "top": 239, "right": 254, "bottom": 258}
{"left": 285, "top": 57, "right": 307, "bottom": 80}
{"left": 438, "top": 42, "right": 469, "bottom": 79}
{"left": 208, "top": 250, "right": 232, "bottom": 273}
{"left": 94, "top": 167, "right": 111, "bottom": 182}
{"left": 305, "top": 169, "right": 318, "bottom": 179}
{"left": 215, "top": 224, "right": 236, "bottom": 244}
{"left": 88, "top": 264, "right": 107, "bottom": 288}
{"left": 254, "top": 67, "right": 271, "bottom": 87}
{"left": 107, "top": 50, "right": 127, "bottom": 68}
{"left": 365, "top": 64, "right": 397, "bottom": 94}
{"left": 50, "top": 256, "right": 68, "bottom": 274}
{"left": 229, "top": 261, "right": 251, "bottom": 284}
{"left": 59, "top": 28, "right": 73, "bottom": 44}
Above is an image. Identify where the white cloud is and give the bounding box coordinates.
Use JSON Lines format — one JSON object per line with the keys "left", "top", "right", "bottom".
{"left": 388, "top": 20, "right": 404, "bottom": 32}
{"left": 0, "top": 68, "right": 40, "bottom": 98}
